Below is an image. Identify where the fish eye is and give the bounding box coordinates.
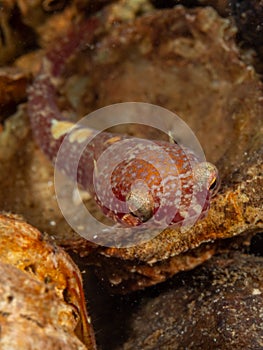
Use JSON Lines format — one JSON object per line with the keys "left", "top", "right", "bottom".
{"left": 126, "top": 184, "right": 154, "bottom": 223}
{"left": 209, "top": 177, "right": 217, "bottom": 190}
{"left": 209, "top": 174, "right": 220, "bottom": 196}
{"left": 193, "top": 162, "right": 220, "bottom": 196}
{"left": 127, "top": 196, "right": 154, "bottom": 222}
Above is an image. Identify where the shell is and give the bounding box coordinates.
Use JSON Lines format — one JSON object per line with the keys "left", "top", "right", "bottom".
{"left": 0, "top": 213, "right": 97, "bottom": 349}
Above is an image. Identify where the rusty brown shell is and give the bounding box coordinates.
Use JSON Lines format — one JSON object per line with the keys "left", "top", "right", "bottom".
{"left": 0, "top": 213, "right": 96, "bottom": 349}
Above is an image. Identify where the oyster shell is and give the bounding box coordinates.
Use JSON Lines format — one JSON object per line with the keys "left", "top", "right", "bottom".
{"left": 0, "top": 213, "right": 96, "bottom": 349}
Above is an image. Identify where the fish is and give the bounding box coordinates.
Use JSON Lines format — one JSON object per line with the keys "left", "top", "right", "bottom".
{"left": 27, "top": 17, "right": 219, "bottom": 230}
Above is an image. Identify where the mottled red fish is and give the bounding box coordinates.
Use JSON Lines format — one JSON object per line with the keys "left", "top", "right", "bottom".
{"left": 27, "top": 17, "right": 219, "bottom": 229}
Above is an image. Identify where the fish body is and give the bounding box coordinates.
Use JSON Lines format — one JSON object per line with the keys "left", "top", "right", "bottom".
{"left": 27, "top": 17, "right": 219, "bottom": 229}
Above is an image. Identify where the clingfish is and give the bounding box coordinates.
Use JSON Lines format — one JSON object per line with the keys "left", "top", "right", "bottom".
{"left": 27, "top": 17, "right": 219, "bottom": 229}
